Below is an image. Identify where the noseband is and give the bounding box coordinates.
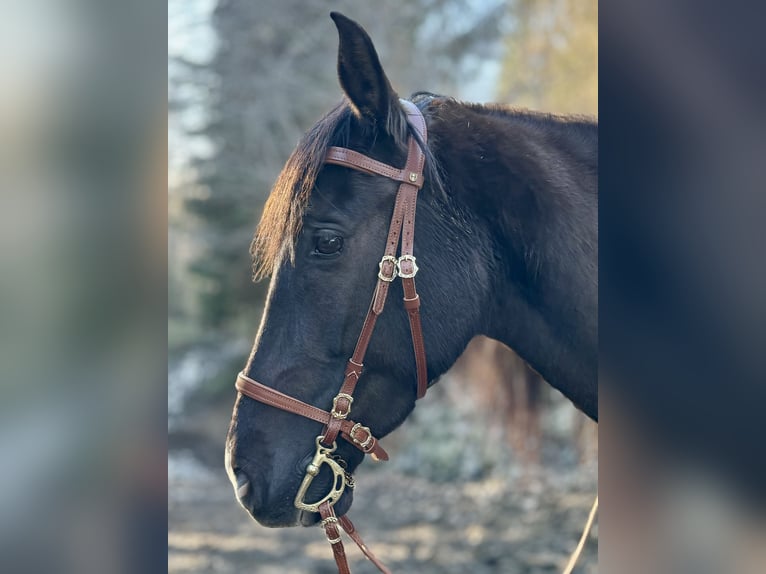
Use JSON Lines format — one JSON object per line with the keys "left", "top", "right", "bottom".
{"left": 235, "top": 100, "right": 429, "bottom": 574}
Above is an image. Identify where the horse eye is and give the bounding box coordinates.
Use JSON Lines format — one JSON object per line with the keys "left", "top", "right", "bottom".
{"left": 315, "top": 233, "right": 343, "bottom": 255}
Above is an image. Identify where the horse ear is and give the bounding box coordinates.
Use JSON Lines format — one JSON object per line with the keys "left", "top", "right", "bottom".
{"left": 330, "top": 12, "right": 399, "bottom": 128}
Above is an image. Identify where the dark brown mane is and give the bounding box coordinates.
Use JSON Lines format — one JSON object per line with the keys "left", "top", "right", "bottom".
{"left": 250, "top": 102, "right": 355, "bottom": 280}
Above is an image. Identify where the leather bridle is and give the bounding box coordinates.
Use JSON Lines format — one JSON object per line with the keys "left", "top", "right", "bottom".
{"left": 235, "top": 100, "right": 430, "bottom": 574}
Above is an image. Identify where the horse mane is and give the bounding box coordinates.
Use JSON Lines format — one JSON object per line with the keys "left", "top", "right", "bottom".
{"left": 250, "top": 96, "right": 445, "bottom": 280}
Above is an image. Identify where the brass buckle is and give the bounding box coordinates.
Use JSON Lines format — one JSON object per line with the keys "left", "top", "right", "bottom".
{"left": 294, "top": 437, "right": 347, "bottom": 513}
{"left": 349, "top": 422, "right": 374, "bottom": 451}
{"left": 331, "top": 393, "right": 353, "bottom": 419}
{"left": 397, "top": 254, "right": 419, "bottom": 278}
{"left": 378, "top": 255, "right": 398, "bottom": 282}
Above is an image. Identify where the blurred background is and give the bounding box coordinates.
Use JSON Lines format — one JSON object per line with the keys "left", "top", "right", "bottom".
{"left": 168, "top": 1, "right": 597, "bottom": 572}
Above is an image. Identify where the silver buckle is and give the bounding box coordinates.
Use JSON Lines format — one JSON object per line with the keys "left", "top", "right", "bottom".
{"left": 378, "top": 255, "right": 398, "bottom": 282}
{"left": 397, "top": 255, "right": 419, "bottom": 278}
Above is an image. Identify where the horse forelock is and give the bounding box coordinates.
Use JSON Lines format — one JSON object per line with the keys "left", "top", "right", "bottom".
{"left": 250, "top": 97, "right": 446, "bottom": 281}
{"left": 250, "top": 102, "right": 353, "bottom": 281}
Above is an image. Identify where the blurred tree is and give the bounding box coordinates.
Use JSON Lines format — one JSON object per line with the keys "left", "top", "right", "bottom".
{"left": 496, "top": 0, "right": 597, "bottom": 115}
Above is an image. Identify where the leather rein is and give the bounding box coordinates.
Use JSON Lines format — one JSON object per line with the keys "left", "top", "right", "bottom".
{"left": 235, "top": 100, "right": 429, "bottom": 574}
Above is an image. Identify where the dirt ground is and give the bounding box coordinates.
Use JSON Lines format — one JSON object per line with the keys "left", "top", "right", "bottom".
{"left": 169, "top": 390, "right": 597, "bottom": 574}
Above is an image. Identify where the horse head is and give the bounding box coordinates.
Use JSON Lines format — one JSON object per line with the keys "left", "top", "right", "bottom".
{"left": 225, "top": 13, "right": 489, "bottom": 527}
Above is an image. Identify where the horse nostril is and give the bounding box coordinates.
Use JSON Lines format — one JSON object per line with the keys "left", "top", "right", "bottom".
{"left": 235, "top": 470, "right": 251, "bottom": 500}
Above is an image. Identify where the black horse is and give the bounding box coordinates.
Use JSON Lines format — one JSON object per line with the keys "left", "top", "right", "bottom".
{"left": 226, "top": 12, "right": 597, "bottom": 528}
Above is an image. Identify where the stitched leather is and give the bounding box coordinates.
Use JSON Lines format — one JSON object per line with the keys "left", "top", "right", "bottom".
{"left": 320, "top": 503, "right": 352, "bottom": 574}
{"left": 395, "top": 101, "right": 428, "bottom": 397}
{"left": 402, "top": 276, "right": 428, "bottom": 399}
{"left": 371, "top": 182, "right": 409, "bottom": 314}
{"left": 236, "top": 374, "right": 389, "bottom": 461}
{"left": 324, "top": 104, "right": 427, "bottom": 445}
{"left": 325, "top": 148, "right": 423, "bottom": 189}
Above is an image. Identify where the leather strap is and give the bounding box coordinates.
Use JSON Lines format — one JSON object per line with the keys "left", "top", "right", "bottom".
{"left": 320, "top": 502, "right": 392, "bottom": 574}
{"left": 395, "top": 101, "right": 428, "bottom": 398}
{"left": 236, "top": 374, "right": 389, "bottom": 461}
{"left": 322, "top": 186, "right": 411, "bottom": 445}
{"left": 338, "top": 514, "right": 392, "bottom": 574}
{"left": 321, "top": 101, "right": 428, "bottom": 446}
{"left": 325, "top": 148, "right": 424, "bottom": 188}
{"left": 320, "top": 503, "right": 351, "bottom": 574}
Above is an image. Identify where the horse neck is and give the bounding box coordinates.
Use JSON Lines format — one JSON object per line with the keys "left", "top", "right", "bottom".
{"left": 428, "top": 101, "right": 598, "bottom": 418}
